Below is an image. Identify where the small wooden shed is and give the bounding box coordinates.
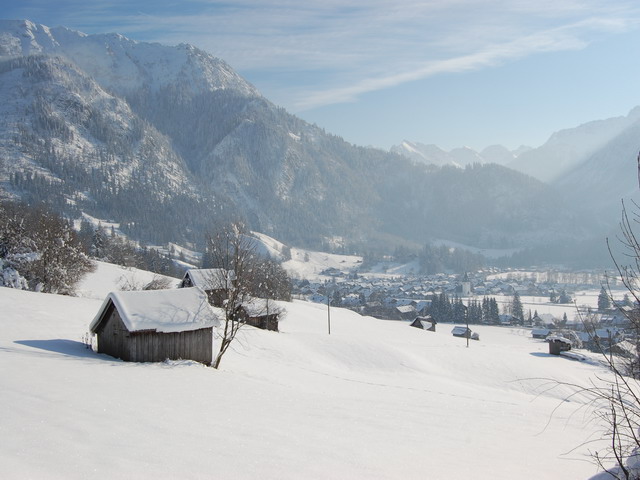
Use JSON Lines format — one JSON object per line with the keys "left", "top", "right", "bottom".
{"left": 236, "top": 298, "right": 281, "bottom": 332}
{"left": 409, "top": 315, "right": 436, "bottom": 332}
{"left": 90, "top": 287, "right": 219, "bottom": 365}
{"left": 395, "top": 304, "right": 417, "bottom": 320}
{"left": 531, "top": 328, "right": 551, "bottom": 339}
{"left": 452, "top": 325, "right": 479, "bottom": 340}
{"left": 179, "top": 268, "right": 235, "bottom": 307}
{"left": 548, "top": 336, "right": 572, "bottom": 355}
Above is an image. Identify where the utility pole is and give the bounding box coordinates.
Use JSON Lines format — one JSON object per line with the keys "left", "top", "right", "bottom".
{"left": 327, "top": 292, "right": 331, "bottom": 335}
{"left": 464, "top": 304, "right": 469, "bottom": 348}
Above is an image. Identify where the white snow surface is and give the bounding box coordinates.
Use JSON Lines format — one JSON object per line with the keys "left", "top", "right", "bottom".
{"left": 75, "top": 261, "right": 180, "bottom": 299}
{"left": 89, "top": 287, "right": 219, "bottom": 334}
{"left": 0, "top": 264, "right": 617, "bottom": 479}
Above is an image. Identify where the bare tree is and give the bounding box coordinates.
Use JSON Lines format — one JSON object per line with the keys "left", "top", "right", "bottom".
{"left": 205, "top": 223, "right": 274, "bottom": 369}
{"left": 574, "top": 202, "right": 640, "bottom": 479}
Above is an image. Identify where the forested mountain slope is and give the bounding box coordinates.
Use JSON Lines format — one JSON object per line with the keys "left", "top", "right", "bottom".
{"left": 0, "top": 20, "right": 579, "bottom": 255}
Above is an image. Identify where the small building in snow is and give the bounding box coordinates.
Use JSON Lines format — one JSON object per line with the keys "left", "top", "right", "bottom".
{"left": 236, "top": 298, "right": 282, "bottom": 332}
{"left": 547, "top": 335, "right": 572, "bottom": 355}
{"left": 179, "top": 268, "right": 235, "bottom": 307}
{"left": 531, "top": 328, "right": 552, "bottom": 339}
{"left": 452, "top": 325, "right": 479, "bottom": 340}
{"left": 409, "top": 316, "right": 436, "bottom": 332}
{"left": 395, "top": 304, "right": 417, "bottom": 320}
{"left": 90, "top": 287, "right": 219, "bottom": 365}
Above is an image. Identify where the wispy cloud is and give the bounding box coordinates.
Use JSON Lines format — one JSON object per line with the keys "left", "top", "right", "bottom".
{"left": 292, "top": 15, "right": 634, "bottom": 110}
{"left": 125, "top": 1, "right": 640, "bottom": 111}
{"left": 7, "top": 0, "right": 640, "bottom": 111}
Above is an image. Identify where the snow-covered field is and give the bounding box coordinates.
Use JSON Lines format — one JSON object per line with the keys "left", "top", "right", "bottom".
{"left": 0, "top": 262, "right": 616, "bottom": 479}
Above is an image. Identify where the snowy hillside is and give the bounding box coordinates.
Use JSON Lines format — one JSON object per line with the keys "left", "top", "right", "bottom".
{"left": 0, "top": 264, "right": 616, "bottom": 479}
{"left": 75, "top": 260, "right": 180, "bottom": 299}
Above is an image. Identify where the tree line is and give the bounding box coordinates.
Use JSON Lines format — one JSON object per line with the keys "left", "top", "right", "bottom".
{"left": 428, "top": 292, "right": 501, "bottom": 325}
{"left": 1, "top": 201, "right": 293, "bottom": 301}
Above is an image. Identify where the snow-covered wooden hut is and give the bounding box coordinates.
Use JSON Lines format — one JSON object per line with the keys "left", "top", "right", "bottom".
{"left": 395, "top": 304, "right": 417, "bottom": 320}
{"left": 179, "top": 268, "right": 236, "bottom": 307}
{"left": 90, "top": 287, "right": 219, "bottom": 365}
{"left": 452, "top": 326, "right": 471, "bottom": 338}
{"left": 236, "top": 298, "right": 281, "bottom": 332}
{"left": 531, "top": 328, "right": 551, "bottom": 339}
{"left": 451, "top": 326, "right": 479, "bottom": 340}
{"left": 409, "top": 316, "right": 436, "bottom": 332}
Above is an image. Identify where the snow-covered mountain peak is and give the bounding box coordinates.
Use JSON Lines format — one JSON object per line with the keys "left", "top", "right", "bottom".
{"left": 0, "top": 20, "right": 261, "bottom": 99}
{"left": 0, "top": 19, "right": 60, "bottom": 57}
{"left": 391, "top": 141, "right": 519, "bottom": 168}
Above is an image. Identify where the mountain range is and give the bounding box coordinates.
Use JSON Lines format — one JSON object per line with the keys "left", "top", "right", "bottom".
{"left": 394, "top": 107, "right": 640, "bottom": 185}
{"left": 393, "top": 107, "right": 640, "bottom": 242}
{"left": 0, "top": 19, "right": 633, "bottom": 266}
{"left": 390, "top": 142, "right": 529, "bottom": 169}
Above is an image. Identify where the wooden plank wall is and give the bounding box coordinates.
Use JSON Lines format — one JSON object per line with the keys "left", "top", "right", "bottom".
{"left": 96, "top": 302, "right": 213, "bottom": 365}
{"left": 130, "top": 329, "right": 213, "bottom": 365}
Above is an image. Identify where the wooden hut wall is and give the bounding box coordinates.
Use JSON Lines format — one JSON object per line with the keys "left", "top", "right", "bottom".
{"left": 245, "top": 314, "right": 279, "bottom": 332}
{"left": 95, "top": 301, "right": 213, "bottom": 365}
{"left": 95, "top": 302, "right": 132, "bottom": 362}
{"left": 128, "top": 328, "right": 213, "bottom": 365}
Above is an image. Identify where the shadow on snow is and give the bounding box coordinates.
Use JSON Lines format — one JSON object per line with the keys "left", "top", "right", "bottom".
{"left": 15, "top": 339, "right": 99, "bottom": 359}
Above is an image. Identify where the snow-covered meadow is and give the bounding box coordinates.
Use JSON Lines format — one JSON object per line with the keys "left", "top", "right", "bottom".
{"left": 0, "top": 262, "right": 616, "bottom": 479}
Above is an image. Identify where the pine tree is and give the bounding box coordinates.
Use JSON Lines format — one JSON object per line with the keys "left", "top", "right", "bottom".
{"left": 511, "top": 291, "right": 524, "bottom": 324}
{"left": 558, "top": 289, "right": 572, "bottom": 304}
{"left": 489, "top": 297, "right": 500, "bottom": 325}
{"left": 452, "top": 296, "right": 466, "bottom": 324}
{"left": 482, "top": 297, "right": 491, "bottom": 324}
{"left": 91, "top": 225, "right": 108, "bottom": 259}
{"left": 598, "top": 287, "right": 611, "bottom": 311}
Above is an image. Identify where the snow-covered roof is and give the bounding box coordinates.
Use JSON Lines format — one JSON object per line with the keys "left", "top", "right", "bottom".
{"left": 611, "top": 340, "right": 637, "bottom": 356}
{"left": 239, "top": 298, "right": 282, "bottom": 317}
{"left": 184, "top": 268, "right": 235, "bottom": 290}
{"left": 595, "top": 328, "right": 622, "bottom": 338}
{"left": 396, "top": 305, "right": 416, "bottom": 314}
{"left": 90, "top": 287, "right": 219, "bottom": 334}
{"left": 531, "top": 328, "right": 551, "bottom": 336}
{"left": 547, "top": 335, "right": 572, "bottom": 345}
{"left": 451, "top": 326, "right": 471, "bottom": 335}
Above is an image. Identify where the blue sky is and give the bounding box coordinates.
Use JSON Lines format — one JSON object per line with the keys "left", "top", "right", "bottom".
{"left": 4, "top": 0, "right": 640, "bottom": 150}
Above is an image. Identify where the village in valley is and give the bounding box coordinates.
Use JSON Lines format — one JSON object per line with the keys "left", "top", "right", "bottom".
{"left": 290, "top": 262, "right": 635, "bottom": 356}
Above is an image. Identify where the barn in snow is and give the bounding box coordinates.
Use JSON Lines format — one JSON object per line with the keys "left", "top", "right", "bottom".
{"left": 236, "top": 298, "right": 282, "bottom": 332}
{"left": 179, "top": 268, "right": 235, "bottom": 307}
{"left": 90, "top": 287, "right": 219, "bottom": 365}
